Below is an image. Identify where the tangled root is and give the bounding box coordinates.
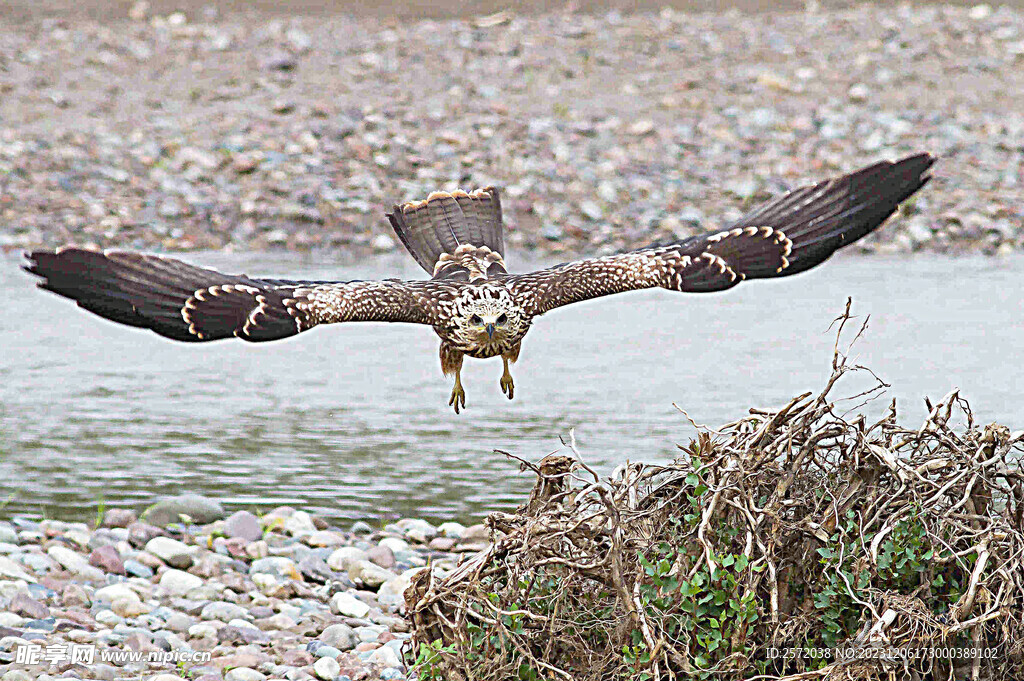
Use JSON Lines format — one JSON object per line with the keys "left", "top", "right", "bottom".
{"left": 407, "top": 300, "right": 1024, "bottom": 681}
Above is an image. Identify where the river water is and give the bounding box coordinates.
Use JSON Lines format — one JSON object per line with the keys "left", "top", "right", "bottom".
{"left": 1, "top": 251, "right": 1021, "bottom": 525}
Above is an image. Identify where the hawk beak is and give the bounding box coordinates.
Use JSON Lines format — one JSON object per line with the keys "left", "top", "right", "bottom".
{"left": 485, "top": 323, "right": 496, "bottom": 338}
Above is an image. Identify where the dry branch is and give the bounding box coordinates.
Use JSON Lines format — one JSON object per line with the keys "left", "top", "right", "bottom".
{"left": 406, "top": 300, "right": 1024, "bottom": 681}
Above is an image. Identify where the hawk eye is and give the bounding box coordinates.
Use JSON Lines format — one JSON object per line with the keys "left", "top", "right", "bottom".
{"left": 470, "top": 314, "right": 482, "bottom": 324}
{"left": 497, "top": 313, "right": 507, "bottom": 324}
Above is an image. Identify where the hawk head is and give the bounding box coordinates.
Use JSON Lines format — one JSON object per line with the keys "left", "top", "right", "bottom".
{"left": 451, "top": 286, "right": 522, "bottom": 346}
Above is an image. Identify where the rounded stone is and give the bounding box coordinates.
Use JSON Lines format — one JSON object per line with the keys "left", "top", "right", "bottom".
{"left": 2, "top": 671, "right": 34, "bottom": 681}
{"left": 320, "top": 622, "right": 357, "bottom": 651}
{"left": 368, "top": 644, "right": 402, "bottom": 668}
{"left": 356, "top": 625, "right": 385, "bottom": 643}
{"left": 330, "top": 592, "right": 370, "bottom": 618}
{"left": 123, "top": 559, "right": 155, "bottom": 578}
{"left": 249, "top": 556, "right": 301, "bottom": 580}
{"left": 0, "top": 524, "right": 16, "bottom": 544}
{"left": 9, "top": 592, "right": 49, "bottom": 620}
{"left": 47, "top": 545, "right": 104, "bottom": 579}
{"left": 188, "top": 623, "right": 217, "bottom": 638}
{"left": 349, "top": 559, "right": 393, "bottom": 589}
{"left": 314, "top": 644, "right": 342, "bottom": 659}
{"left": 313, "top": 656, "right": 340, "bottom": 680}
{"left": 283, "top": 511, "right": 317, "bottom": 536}
{"left": 160, "top": 568, "right": 203, "bottom": 595}
{"left": 224, "top": 668, "right": 266, "bottom": 681}
{"left": 224, "top": 511, "right": 262, "bottom": 542}
{"left": 378, "top": 537, "right": 409, "bottom": 554}
{"left": 228, "top": 617, "right": 259, "bottom": 630}
{"left": 144, "top": 536, "right": 197, "bottom": 569}
{"left": 397, "top": 518, "right": 437, "bottom": 543}
{"left": 349, "top": 521, "right": 373, "bottom": 535}
{"left": 89, "top": 545, "right": 126, "bottom": 575}
{"left": 366, "top": 545, "right": 395, "bottom": 569}
{"left": 143, "top": 494, "right": 225, "bottom": 526}
{"left": 95, "top": 583, "right": 140, "bottom": 604}
{"left": 306, "top": 530, "right": 345, "bottom": 547}
{"left": 0, "top": 555, "right": 35, "bottom": 582}
{"left": 459, "top": 524, "right": 490, "bottom": 544}
{"left": 102, "top": 508, "right": 137, "bottom": 528}
{"left": 112, "top": 597, "right": 151, "bottom": 617}
{"left": 377, "top": 570, "right": 417, "bottom": 609}
{"left": 428, "top": 536, "right": 458, "bottom": 551}
{"left": 326, "top": 546, "right": 366, "bottom": 572}
{"left": 200, "top": 601, "right": 249, "bottom": 622}
{"left": 0, "top": 613, "right": 26, "bottom": 627}
{"left": 282, "top": 648, "right": 314, "bottom": 666}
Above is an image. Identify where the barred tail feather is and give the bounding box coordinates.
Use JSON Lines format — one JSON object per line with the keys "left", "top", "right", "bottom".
{"left": 387, "top": 187, "right": 504, "bottom": 275}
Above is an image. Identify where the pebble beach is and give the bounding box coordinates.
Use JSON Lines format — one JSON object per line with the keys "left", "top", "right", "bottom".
{"left": 1, "top": 2, "right": 1023, "bottom": 257}
{"left": 0, "top": 495, "right": 486, "bottom": 680}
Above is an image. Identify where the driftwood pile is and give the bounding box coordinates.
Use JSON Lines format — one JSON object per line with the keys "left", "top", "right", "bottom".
{"left": 406, "top": 302, "right": 1024, "bottom": 681}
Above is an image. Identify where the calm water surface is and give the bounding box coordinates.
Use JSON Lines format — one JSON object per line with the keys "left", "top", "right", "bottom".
{"left": 1, "top": 251, "right": 1021, "bottom": 525}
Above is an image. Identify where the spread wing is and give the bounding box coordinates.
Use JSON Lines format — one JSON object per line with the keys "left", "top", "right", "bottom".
{"left": 507, "top": 153, "right": 934, "bottom": 317}
{"left": 23, "top": 248, "right": 445, "bottom": 342}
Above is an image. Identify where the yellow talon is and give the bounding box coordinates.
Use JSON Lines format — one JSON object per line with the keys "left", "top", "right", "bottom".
{"left": 500, "top": 357, "right": 515, "bottom": 400}
{"left": 449, "top": 372, "right": 467, "bottom": 413}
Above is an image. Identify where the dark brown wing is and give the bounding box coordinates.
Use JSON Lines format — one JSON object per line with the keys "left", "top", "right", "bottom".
{"left": 508, "top": 153, "right": 934, "bottom": 317}
{"left": 24, "top": 247, "right": 445, "bottom": 342}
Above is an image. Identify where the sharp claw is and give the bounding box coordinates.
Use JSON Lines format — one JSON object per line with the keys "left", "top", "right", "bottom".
{"left": 500, "top": 373, "right": 515, "bottom": 400}
{"left": 449, "top": 382, "right": 466, "bottom": 414}
{"left": 500, "top": 358, "right": 515, "bottom": 401}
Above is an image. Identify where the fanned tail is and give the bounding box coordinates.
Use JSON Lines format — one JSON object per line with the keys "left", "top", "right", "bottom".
{"left": 387, "top": 187, "right": 505, "bottom": 276}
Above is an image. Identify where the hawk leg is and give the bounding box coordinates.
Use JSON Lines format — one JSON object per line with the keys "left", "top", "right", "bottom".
{"left": 440, "top": 343, "right": 466, "bottom": 414}
{"left": 449, "top": 372, "right": 466, "bottom": 414}
{"left": 500, "top": 356, "right": 514, "bottom": 400}
{"left": 500, "top": 343, "right": 521, "bottom": 401}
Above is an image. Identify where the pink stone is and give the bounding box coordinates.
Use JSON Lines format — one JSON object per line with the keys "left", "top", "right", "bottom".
{"left": 89, "top": 545, "right": 126, "bottom": 575}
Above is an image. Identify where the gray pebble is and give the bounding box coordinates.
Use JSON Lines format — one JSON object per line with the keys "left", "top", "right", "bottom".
{"left": 320, "top": 622, "right": 357, "bottom": 650}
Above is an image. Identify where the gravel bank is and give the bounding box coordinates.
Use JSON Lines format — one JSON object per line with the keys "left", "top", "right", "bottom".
{"left": 0, "top": 500, "right": 487, "bottom": 680}
{"left": 0, "top": 4, "right": 1022, "bottom": 258}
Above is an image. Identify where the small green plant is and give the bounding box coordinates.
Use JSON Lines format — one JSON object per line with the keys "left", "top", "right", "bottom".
{"left": 411, "top": 639, "right": 458, "bottom": 681}
{"left": 175, "top": 659, "right": 196, "bottom": 679}
{"left": 631, "top": 536, "right": 761, "bottom": 679}
{"left": 93, "top": 497, "right": 106, "bottom": 529}
{"left": 809, "top": 510, "right": 970, "bottom": 652}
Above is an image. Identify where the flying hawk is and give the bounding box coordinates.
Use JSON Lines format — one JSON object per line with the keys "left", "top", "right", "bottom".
{"left": 24, "top": 153, "right": 934, "bottom": 413}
